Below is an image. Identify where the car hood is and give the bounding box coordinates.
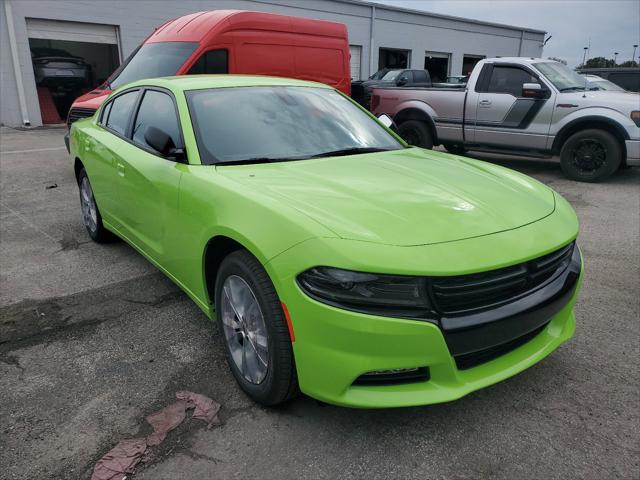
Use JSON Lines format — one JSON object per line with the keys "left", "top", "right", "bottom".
{"left": 217, "top": 148, "right": 556, "bottom": 246}
{"left": 72, "top": 89, "right": 112, "bottom": 110}
{"left": 562, "top": 90, "right": 640, "bottom": 112}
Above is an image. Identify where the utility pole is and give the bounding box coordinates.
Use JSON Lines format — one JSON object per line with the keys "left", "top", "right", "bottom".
{"left": 614, "top": 52, "right": 619, "bottom": 64}
{"left": 582, "top": 46, "right": 589, "bottom": 66}
{"left": 633, "top": 45, "right": 638, "bottom": 64}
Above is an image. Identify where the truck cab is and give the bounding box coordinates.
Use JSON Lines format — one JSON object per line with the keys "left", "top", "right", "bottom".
{"left": 371, "top": 57, "right": 640, "bottom": 182}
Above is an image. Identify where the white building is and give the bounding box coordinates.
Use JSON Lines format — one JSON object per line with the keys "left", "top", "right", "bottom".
{"left": 1, "top": 0, "right": 545, "bottom": 127}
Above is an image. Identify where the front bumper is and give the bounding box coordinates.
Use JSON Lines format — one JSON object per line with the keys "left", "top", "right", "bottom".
{"left": 625, "top": 139, "right": 640, "bottom": 166}
{"left": 265, "top": 199, "right": 581, "bottom": 408}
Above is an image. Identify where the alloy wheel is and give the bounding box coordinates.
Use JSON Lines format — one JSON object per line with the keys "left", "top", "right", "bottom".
{"left": 220, "top": 275, "right": 269, "bottom": 384}
{"left": 80, "top": 176, "right": 98, "bottom": 234}
{"left": 572, "top": 139, "right": 607, "bottom": 172}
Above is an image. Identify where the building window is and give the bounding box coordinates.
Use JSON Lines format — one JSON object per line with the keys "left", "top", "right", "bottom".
{"left": 349, "top": 45, "right": 362, "bottom": 80}
{"left": 424, "top": 51, "right": 451, "bottom": 83}
{"left": 379, "top": 48, "right": 410, "bottom": 69}
{"left": 463, "top": 55, "right": 486, "bottom": 76}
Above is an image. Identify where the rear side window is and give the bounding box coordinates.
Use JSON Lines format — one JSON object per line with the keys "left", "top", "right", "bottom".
{"left": 104, "top": 90, "right": 139, "bottom": 136}
{"left": 486, "top": 66, "right": 537, "bottom": 96}
{"left": 400, "top": 71, "right": 414, "bottom": 83}
{"left": 187, "top": 49, "right": 228, "bottom": 74}
{"left": 132, "top": 90, "right": 181, "bottom": 153}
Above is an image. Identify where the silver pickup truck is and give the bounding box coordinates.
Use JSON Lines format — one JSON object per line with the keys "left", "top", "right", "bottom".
{"left": 371, "top": 57, "right": 640, "bottom": 182}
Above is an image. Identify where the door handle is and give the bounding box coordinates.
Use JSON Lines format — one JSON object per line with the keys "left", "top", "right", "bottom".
{"left": 116, "top": 162, "right": 125, "bottom": 176}
{"left": 479, "top": 99, "right": 492, "bottom": 106}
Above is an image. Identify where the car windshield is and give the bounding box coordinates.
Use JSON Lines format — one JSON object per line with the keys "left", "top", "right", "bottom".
{"left": 380, "top": 70, "right": 403, "bottom": 81}
{"left": 186, "top": 86, "right": 403, "bottom": 164}
{"left": 535, "top": 62, "right": 588, "bottom": 91}
{"left": 108, "top": 42, "right": 198, "bottom": 89}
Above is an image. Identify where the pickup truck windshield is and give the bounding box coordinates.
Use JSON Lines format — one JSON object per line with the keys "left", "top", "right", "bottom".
{"left": 186, "top": 86, "right": 403, "bottom": 164}
{"left": 108, "top": 42, "right": 198, "bottom": 90}
{"left": 535, "top": 62, "right": 588, "bottom": 91}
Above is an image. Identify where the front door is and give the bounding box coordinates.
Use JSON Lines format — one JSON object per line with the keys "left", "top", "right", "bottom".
{"left": 471, "top": 64, "right": 555, "bottom": 151}
{"left": 114, "top": 88, "right": 184, "bottom": 262}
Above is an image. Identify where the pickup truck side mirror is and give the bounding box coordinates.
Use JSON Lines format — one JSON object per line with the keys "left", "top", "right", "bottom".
{"left": 522, "top": 83, "right": 546, "bottom": 99}
{"left": 144, "top": 126, "right": 186, "bottom": 162}
{"left": 396, "top": 76, "right": 409, "bottom": 87}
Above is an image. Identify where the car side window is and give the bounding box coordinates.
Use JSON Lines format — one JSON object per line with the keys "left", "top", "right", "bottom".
{"left": 413, "top": 70, "right": 428, "bottom": 83}
{"left": 486, "top": 66, "right": 537, "bottom": 96}
{"left": 100, "top": 101, "right": 113, "bottom": 125}
{"left": 187, "top": 49, "right": 228, "bottom": 74}
{"left": 131, "top": 90, "right": 181, "bottom": 155}
{"left": 401, "top": 71, "right": 414, "bottom": 83}
{"left": 104, "top": 90, "right": 139, "bottom": 136}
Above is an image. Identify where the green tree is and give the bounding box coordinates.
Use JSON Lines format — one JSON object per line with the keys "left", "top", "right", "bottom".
{"left": 577, "top": 57, "right": 617, "bottom": 69}
{"left": 619, "top": 60, "right": 639, "bottom": 68}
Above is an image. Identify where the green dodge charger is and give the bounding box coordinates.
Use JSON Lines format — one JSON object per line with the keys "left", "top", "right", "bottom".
{"left": 69, "top": 75, "right": 582, "bottom": 408}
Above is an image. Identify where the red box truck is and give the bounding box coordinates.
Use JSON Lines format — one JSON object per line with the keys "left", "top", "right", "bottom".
{"left": 67, "top": 10, "right": 351, "bottom": 126}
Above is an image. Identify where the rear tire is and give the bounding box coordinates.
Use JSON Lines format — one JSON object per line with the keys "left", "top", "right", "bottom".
{"left": 78, "top": 168, "right": 112, "bottom": 243}
{"left": 559, "top": 129, "right": 621, "bottom": 182}
{"left": 215, "top": 250, "right": 298, "bottom": 406}
{"left": 398, "top": 120, "right": 434, "bottom": 149}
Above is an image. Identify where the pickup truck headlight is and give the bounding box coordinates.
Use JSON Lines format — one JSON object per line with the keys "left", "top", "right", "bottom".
{"left": 631, "top": 111, "right": 640, "bottom": 127}
{"left": 297, "top": 267, "right": 434, "bottom": 319}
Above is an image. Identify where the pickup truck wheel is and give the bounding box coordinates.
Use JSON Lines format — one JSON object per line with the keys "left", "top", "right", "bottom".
{"left": 215, "top": 250, "right": 298, "bottom": 406}
{"left": 78, "top": 168, "right": 112, "bottom": 243}
{"left": 398, "top": 120, "right": 433, "bottom": 149}
{"left": 444, "top": 143, "right": 467, "bottom": 155}
{"left": 560, "top": 129, "right": 621, "bottom": 182}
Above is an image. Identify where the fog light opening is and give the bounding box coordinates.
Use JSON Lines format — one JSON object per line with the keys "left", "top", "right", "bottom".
{"left": 352, "top": 367, "right": 430, "bottom": 386}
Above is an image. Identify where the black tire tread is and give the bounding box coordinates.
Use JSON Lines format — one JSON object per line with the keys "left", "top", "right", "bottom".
{"left": 559, "top": 129, "right": 621, "bottom": 183}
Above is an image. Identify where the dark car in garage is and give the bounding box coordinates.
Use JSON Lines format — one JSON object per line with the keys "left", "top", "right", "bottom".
{"left": 31, "top": 47, "right": 92, "bottom": 89}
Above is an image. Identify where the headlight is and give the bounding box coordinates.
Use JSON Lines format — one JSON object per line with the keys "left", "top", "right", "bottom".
{"left": 297, "top": 267, "right": 435, "bottom": 319}
{"left": 631, "top": 111, "right": 640, "bottom": 127}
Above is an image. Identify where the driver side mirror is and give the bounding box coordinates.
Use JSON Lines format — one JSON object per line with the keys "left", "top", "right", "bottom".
{"left": 144, "top": 126, "right": 185, "bottom": 162}
{"left": 522, "top": 83, "right": 547, "bottom": 99}
{"left": 377, "top": 113, "right": 398, "bottom": 133}
{"left": 396, "top": 76, "right": 408, "bottom": 87}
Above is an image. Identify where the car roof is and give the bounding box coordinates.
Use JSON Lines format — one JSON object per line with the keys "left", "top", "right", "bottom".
{"left": 114, "top": 75, "right": 335, "bottom": 93}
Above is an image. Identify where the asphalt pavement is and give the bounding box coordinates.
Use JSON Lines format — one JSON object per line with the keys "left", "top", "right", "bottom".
{"left": 1, "top": 126, "right": 638, "bottom": 479}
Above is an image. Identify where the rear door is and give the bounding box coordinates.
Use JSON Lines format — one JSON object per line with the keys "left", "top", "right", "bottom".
{"left": 471, "top": 63, "right": 555, "bottom": 150}
{"left": 114, "top": 88, "right": 185, "bottom": 261}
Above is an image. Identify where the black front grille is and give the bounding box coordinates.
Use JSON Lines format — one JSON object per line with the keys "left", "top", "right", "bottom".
{"left": 431, "top": 242, "right": 575, "bottom": 316}
{"left": 67, "top": 107, "right": 96, "bottom": 126}
{"left": 454, "top": 322, "right": 549, "bottom": 370}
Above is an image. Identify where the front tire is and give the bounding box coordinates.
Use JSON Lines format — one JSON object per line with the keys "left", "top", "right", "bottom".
{"left": 559, "top": 129, "right": 621, "bottom": 182}
{"left": 398, "top": 120, "right": 434, "bottom": 149}
{"left": 215, "top": 250, "right": 298, "bottom": 406}
{"left": 78, "top": 168, "right": 111, "bottom": 242}
{"left": 443, "top": 143, "right": 467, "bottom": 155}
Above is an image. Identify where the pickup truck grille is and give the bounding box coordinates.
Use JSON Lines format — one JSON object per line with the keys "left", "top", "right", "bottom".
{"left": 67, "top": 107, "right": 96, "bottom": 127}
{"left": 431, "top": 242, "right": 576, "bottom": 316}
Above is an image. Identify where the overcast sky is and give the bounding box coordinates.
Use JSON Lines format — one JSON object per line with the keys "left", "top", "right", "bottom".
{"left": 373, "top": 0, "right": 640, "bottom": 67}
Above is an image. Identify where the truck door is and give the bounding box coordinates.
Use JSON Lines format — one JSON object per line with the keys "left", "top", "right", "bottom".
{"left": 472, "top": 64, "right": 554, "bottom": 151}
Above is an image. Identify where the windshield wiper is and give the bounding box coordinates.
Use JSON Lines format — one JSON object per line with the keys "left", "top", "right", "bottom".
{"left": 311, "top": 147, "right": 396, "bottom": 159}
{"left": 214, "top": 156, "right": 307, "bottom": 166}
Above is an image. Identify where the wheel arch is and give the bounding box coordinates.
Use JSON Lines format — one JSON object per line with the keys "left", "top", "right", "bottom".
{"left": 394, "top": 107, "right": 438, "bottom": 145}
{"left": 202, "top": 233, "right": 270, "bottom": 308}
{"left": 74, "top": 157, "right": 84, "bottom": 184}
{"left": 552, "top": 116, "right": 628, "bottom": 164}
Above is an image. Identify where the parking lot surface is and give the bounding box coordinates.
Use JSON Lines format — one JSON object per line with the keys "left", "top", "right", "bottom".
{"left": 1, "top": 126, "right": 638, "bottom": 479}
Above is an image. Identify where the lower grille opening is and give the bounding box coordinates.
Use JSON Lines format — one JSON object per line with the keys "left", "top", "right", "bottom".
{"left": 352, "top": 367, "right": 430, "bottom": 386}
{"left": 454, "top": 322, "right": 549, "bottom": 370}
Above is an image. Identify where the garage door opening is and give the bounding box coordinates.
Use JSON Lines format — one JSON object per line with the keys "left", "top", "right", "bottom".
{"left": 378, "top": 48, "right": 410, "bottom": 69}
{"left": 26, "top": 19, "right": 120, "bottom": 124}
{"left": 424, "top": 51, "right": 450, "bottom": 82}
{"left": 462, "top": 54, "right": 485, "bottom": 76}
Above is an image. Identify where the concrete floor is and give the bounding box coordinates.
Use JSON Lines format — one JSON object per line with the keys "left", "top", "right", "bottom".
{"left": 1, "top": 126, "right": 638, "bottom": 479}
